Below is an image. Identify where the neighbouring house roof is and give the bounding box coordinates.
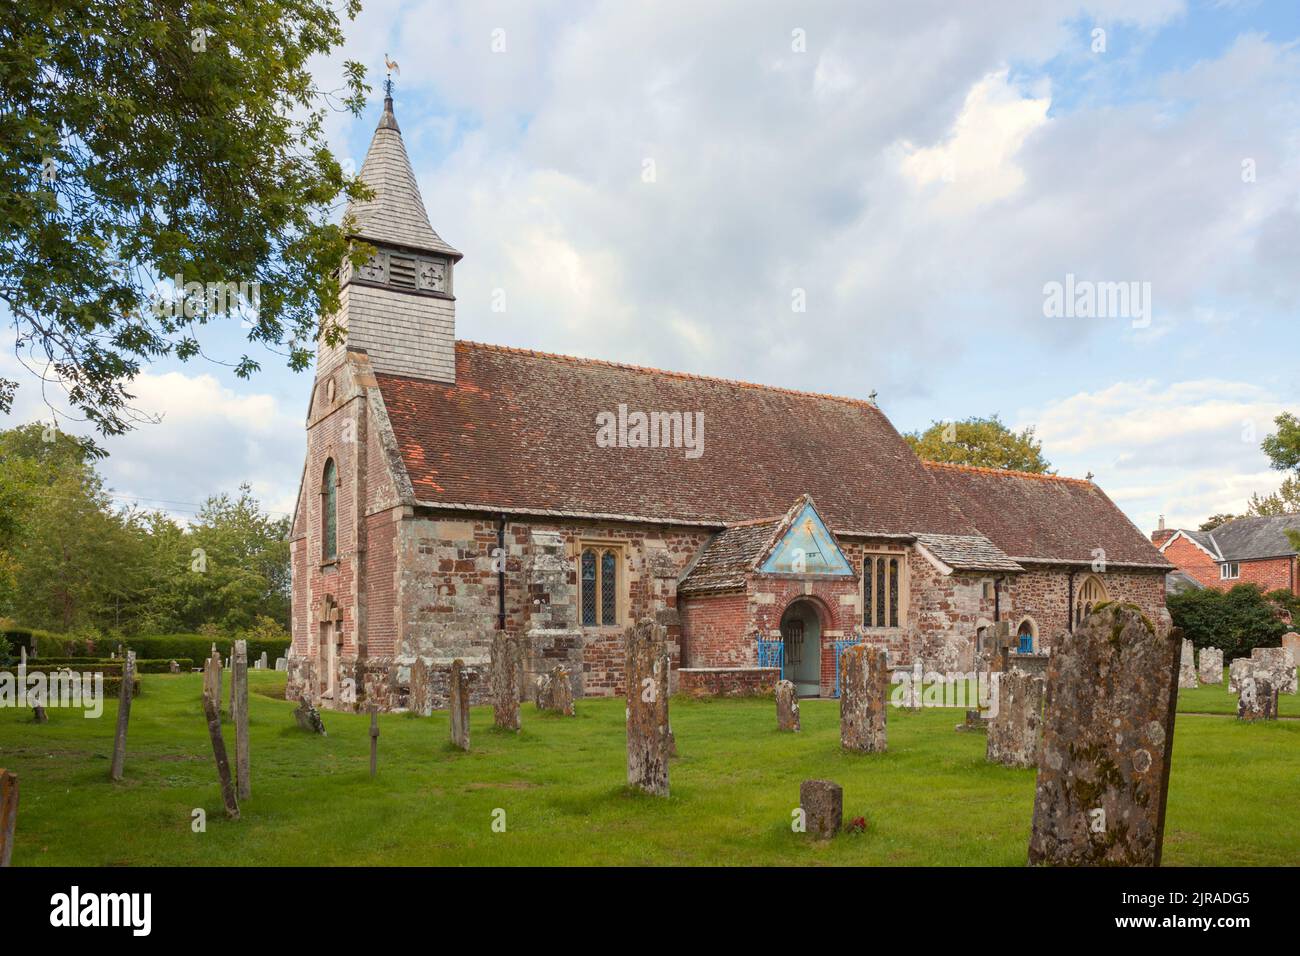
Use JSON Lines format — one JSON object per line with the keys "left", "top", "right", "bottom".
{"left": 913, "top": 533, "right": 1025, "bottom": 573}
{"left": 1196, "top": 515, "right": 1300, "bottom": 562}
{"left": 375, "top": 341, "right": 983, "bottom": 537}
{"left": 923, "top": 462, "right": 1172, "bottom": 569}
{"left": 345, "top": 96, "right": 462, "bottom": 258}
{"left": 1169, "top": 528, "right": 1222, "bottom": 559}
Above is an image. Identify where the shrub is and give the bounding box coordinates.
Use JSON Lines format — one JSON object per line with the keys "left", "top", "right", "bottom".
{"left": 1167, "top": 583, "right": 1287, "bottom": 661}
{"left": 120, "top": 633, "right": 290, "bottom": 666}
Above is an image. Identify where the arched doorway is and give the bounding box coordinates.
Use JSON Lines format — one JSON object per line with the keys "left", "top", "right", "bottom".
{"left": 1016, "top": 618, "right": 1036, "bottom": 654}
{"left": 1075, "top": 574, "right": 1108, "bottom": 626}
{"left": 780, "top": 600, "right": 822, "bottom": 698}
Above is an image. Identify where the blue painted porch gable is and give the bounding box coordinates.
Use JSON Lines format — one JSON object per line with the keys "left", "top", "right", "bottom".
{"left": 759, "top": 501, "right": 854, "bottom": 576}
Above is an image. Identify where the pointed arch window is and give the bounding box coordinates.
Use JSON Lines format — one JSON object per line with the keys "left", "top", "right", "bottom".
{"left": 864, "top": 553, "right": 906, "bottom": 628}
{"left": 322, "top": 458, "right": 338, "bottom": 562}
{"left": 579, "top": 543, "right": 623, "bottom": 627}
{"left": 1075, "top": 574, "right": 1107, "bottom": 626}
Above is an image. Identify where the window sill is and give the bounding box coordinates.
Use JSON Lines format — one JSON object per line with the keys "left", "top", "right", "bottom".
{"left": 320, "top": 561, "right": 338, "bottom": 572}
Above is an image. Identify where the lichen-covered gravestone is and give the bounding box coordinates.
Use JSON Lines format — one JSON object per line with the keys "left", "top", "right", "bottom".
{"left": 1178, "top": 638, "right": 1198, "bottom": 689}
{"left": 987, "top": 669, "right": 1044, "bottom": 769}
{"left": 1250, "top": 647, "right": 1297, "bottom": 694}
{"left": 409, "top": 658, "right": 433, "bottom": 716}
{"left": 108, "top": 650, "right": 136, "bottom": 782}
{"left": 625, "top": 618, "right": 670, "bottom": 797}
{"left": 536, "top": 665, "right": 575, "bottom": 715}
{"left": 1237, "top": 676, "right": 1278, "bottom": 721}
{"left": 1029, "top": 604, "right": 1180, "bottom": 866}
{"left": 799, "top": 780, "right": 842, "bottom": 840}
{"left": 839, "top": 644, "right": 888, "bottom": 753}
{"left": 1197, "top": 646, "right": 1223, "bottom": 685}
{"left": 232, "top": 640, "right": 251, "bottom": 800}
{"left": 449, "top": 659, "right": 470, "bottom": 751}
{"left": 490, "top": 632, "right": 522, "bottom": 732}
{"left": 775, "top": 679, "right": 800, "bottom": 732}
{"left": 1282, "top": 632, "right": 1300, "bottom": 668}
{"left": 293, "top": 697, "right": 327, "bottom": 735}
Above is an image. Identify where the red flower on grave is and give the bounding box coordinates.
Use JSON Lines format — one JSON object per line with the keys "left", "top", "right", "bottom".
{"left": 847, "top": 816, "right": 868, "bottom": 834}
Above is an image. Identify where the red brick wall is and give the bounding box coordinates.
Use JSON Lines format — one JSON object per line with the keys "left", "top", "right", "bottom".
{"left": 1234, "top": 556, "right": 1295, "bottom": 593}
{"left": 1161, "top": 535, "right": 1221, "bottom": 590}
{"left": 680, "top": 593, "right": 750, "bottom": 668}
{"left": 679, "top": 667, "right": 779, "bottom": 697}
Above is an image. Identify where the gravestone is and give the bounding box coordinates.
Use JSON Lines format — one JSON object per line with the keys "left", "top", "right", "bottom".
{"left": 275, "top": 657, "right": 287, "bottom": 672}
{"left": 232, "top": 640, "right": 250, "bottom": 800}
{"left": 201, "top": 690, "right": 239, "bottom": 820}
{"left": 369, "top": 710, "right": 380, "bottom": 777}
{"left": 258, "top": 651, "right": 269, "bottom": 670}
{"left": 204, "top": 646, "right": 223, "bottom": 714}
{"left": 293, "top": 698, "right": 327, "bottom": 735}
{"left": 625, "top": 618, "right": 670, "bottom": 797}
{"left": 1029, "top": 604, "right": 1180, "bottom": 866}
{"left": 775, "top": 679, "right": 800, "bottom": 732}
{"left": 409, "top": 658, "right": 433, "bottom": 716}
{"left": 168, "top": 660, "right": 180, "bottom": 674}
{"left": 449, "top": 659, "right": 470, "bottom": 751}
{"left": 0, "top": 769, "right": 17, "bottom": 867}
{"left": 799, "top": 779, "right": 842, "bottom": 840}
{"left": 987, "top": 669, "right": 1043, "bottom": 769}
{"left": 1251, "top": 646, "right": 1297, "bottom": 694}
{"left": 536, "top": 665, "right": 575, "bottom": 715}
{"left": 490, "top": 632, "right": 522, "bottom": 731}
{"left": 1237, "top": 676, "right": 1278, "bottom": 721}
{"left": 839, "top": 644, "right": 888, "bottom": 753}
{"left": 109, "top": 650, "right": 136, "bottom": 782}
{"left": 1178, "top": 638, "right": 1198, "bottom": 689}
{"left": 1197, "top": 646, "right": 1223, "bottom": 685}
{"left": 989, "top": 620, "right": 1015, "bottom": 672}
{"left": 20, "top": 649, "right": 48, "bottom": 723}
{"left": 1283, "top": 632, "right": 1300, "bottom": 668}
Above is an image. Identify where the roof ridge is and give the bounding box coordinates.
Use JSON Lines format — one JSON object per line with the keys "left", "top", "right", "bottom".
{"left": 456, "top": 340, "right": 885, "bottom": 413}
{"left": 922, "top": 460, "right": 1093, "bottom": 487}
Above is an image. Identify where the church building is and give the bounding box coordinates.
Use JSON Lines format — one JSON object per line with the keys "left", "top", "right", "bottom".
{"left": 287, "top": 94, "right": 1172, "bottom": 711}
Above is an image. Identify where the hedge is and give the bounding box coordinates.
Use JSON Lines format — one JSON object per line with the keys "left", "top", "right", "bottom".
{"left": 0, "top": 671, "right": 141, "bottom": 698}
{"left": 1166, "top": 583, "right": 1288, "bottom": 661}
{"left": 121, "top": 634, "right": 290, "bottom": 664}
{"left": 19, "top": 657, "right": 195, "bottom": 673}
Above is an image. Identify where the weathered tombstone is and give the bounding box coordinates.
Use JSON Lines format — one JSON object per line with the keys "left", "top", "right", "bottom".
{"left": 1250, "top": 646, "right": 1297, "bottom": 694}
{"left": 293, "top": 697, "right": 327, "bottom": 735}
{"left": 1178, "top": 638, "right": 1198, "bottom": 689}
{"left": 204, "top": 645, "right": 223, "bottom": 714}
{"left": 625, "top": 618, "right": 670, "bottom": 797}
{"left": 275, "top": 657, "right": 287, "bottom": 672}
{"left": 1029, "top": 604, "right": 1180, "bottom": 866}
{"left": 799, "top": 779, "right": 842, "bottom": 840}
{"left": 369, "top": 709, "right": 380, "bottom": 777}
{"left": 990, "top": 620, "right": 1015, "bottom": 672}
{"left": 168, "top": 660, "right": 180, "bottom": 674}
{"left": 232, "top": 640, "right": 250, "bottom": 800}
{"left": 1229, "top": 657, "right": 1251, "bottom": 695}
{"left": 0, "top": 769, "right": 17, "bottom": 867}
{"left": 490, "top": 632, "right": 522, "bottom": 731}
{"left": 537, "top": 665, "right": 575, "bottom": 715}
{"left": 201, "top": 690, "right": 239, "bottom": 820}
{"left": 775, "top": 679, "right": 801, "bottom": 732}
{"left": 109, "top": 650, "right": 136, "bottom": 782}
{"left": 449, "top": 659, "right": 470, "bottom": 751}
{"left": 839, "top": 644, "right": 888, "bottom": 753}
{"left": 1197, "top": 646, "right": 1223, "bottom": 685}
{"left": 20, "top": 648, "right": 48, "bottom": 724}
{"left": 1237, "top": 676, "right": 1278, "bottom": 721}
{"left": 987, "top": 669, "right": 1043, "bottom": 769}
{"left": 1282, "top": 632, "right": 1300, "bottom": 669}
{"left": 257, "top": 651, "right": 268, "bottom": 670}
{"left": 409, "top": 658, "right": 432, "bottom": 716}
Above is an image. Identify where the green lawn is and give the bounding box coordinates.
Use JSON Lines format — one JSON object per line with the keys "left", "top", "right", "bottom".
{"left": 1, "top": 671, "right": 1296, "bottom": 866}
{"left": 1176, "top": 669, "right": 1300, "bottom": 717}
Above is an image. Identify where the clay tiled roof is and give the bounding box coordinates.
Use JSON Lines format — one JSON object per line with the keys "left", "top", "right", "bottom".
{"left": 375, "top": 342, "right": 979, "bottom": 536}
{"left": 923, "top": 462, "right": 1171, "bottom": 569}
{"left": 345, "top": 97, "right": 462, "bottom": 258}
{"left": 913, "top": 533, "right": 1024, "bottom": 572}
{"left": 677, "top": 518, "right": 783, "bottom": 596}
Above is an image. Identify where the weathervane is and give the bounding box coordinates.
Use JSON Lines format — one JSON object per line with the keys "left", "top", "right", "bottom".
{"left": 384, "top": 54, "right": 400, "bottom": 100}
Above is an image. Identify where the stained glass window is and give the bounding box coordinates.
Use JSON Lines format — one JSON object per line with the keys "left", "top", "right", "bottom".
{"left": 581, "top": 549, "right": 597, "bottom": 626}
{"left": 322, "top": 459, "right": 338, "bottom": 561}
{"left": 865, "top": 553, "right": 905, "bottom": 628}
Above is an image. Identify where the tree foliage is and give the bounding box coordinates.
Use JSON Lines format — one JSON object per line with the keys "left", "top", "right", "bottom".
{"left": 0, "top": 0, "right": 370, "bottom": 437}
{"left": 903, "top": 415, "right": 1051, "bottom": 473}
{"left": 1198, "top": 513, "right": 1237, "bottom": 531}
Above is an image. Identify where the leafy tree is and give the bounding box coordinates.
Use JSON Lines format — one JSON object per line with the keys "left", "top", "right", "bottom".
{"left": 1246, "top": 476, "right": 1300, "bottom": 516}
{"left": 1199, "top": 513, "right": 1237, "bottom": 531}
{"left": 1166, "top": 583, "right": 1288, "bottom": 661}
{"left": 903, "top": 415, "right": 1051, "bottom": 473}
{"left": 0, "top": 0, "right": 370, "bottom": 437}
{"left": 1259, "top": 412, "right": 1300, "bottom": 548}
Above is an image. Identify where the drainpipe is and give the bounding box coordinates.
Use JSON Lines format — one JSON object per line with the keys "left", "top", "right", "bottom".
{"left": 993, "top": 576, "right": 1004, "bottom": 622}
{"left": 496, "top": 514, "right": 507, "bottom": 631}
{"left": 1067, "top": 570, "right": 1077, "bottom": 634}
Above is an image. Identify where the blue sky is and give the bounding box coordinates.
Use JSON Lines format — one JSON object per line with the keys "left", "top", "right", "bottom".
{"left": 5, "top": 0, "right": 1299, "bottom": 532}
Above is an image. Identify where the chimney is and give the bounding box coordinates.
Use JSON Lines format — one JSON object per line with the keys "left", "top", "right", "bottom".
{"left": 1151, "top": 514, "right": 1175, "bottom": 547}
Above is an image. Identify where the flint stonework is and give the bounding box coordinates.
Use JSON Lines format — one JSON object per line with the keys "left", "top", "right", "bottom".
{"left": 776, "top": 679, "right": 801, "bottom": 732}
{"left": 625, "top": 618, "right": 670, "bottom": 797}
{"left": 799, "top": 779, "right": 842, "bottom": 840}
{"left": 1178, "top": 638, "right": 1198, "bottom": 689}
{"left": 201, "top": 691, "right": 240, "bottom": 820}
{"left": 1237, "top": 676, "right": 1278, "bottom": 721}
{"left": 449, "top": 659, "right": 470, "bottom": 751}
{"left": 987, "top": 669, "right": 1044, "bottom": 769}
{"left": 232, "top": 640, "right": 251, "bottom": 800}
{"left": 108, "top": 650, "right": 135, "bottom": 782}
{"left": 1198, "top": 646, "right": 1223, "bottom": 685}
{"left": 1029, "top": 605, "right": 1180, "bottom": 867}
{"left": 0, "top": 769, "right": 16, "bottom": 867}
{"left": 293, "top": 698, "right": 327, "bottom": 735}
{"left": 490, "top": 633, "right": 522, "bottom": 731}
{"left": 839, "top": 644, "right": 888, "bottom": 753}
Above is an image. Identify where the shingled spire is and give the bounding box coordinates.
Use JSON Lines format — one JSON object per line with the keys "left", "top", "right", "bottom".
{"left": 321, "top": 82, "right": 461, "bottom": 384}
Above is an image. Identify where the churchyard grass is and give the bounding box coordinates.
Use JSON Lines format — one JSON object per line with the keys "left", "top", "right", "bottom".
{"left": 1175, "top": 669, "right": 1300, "bottom": 717}
{"left": 1, "top": 671, "right": 1294, "bottom": 866}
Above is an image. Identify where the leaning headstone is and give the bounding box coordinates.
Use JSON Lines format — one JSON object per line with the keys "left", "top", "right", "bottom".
{"left": 625, "top": 618, "right": 670, "bottom": 797}
{"left": 1237, "top": 676, "right": 1278, "bottom": 721}
{"left": 987, "top": 669, "right": 1043, "bottom": 769}
{"left": 293, "top": 697, "right": 327, "bottom": 735}
{"left": 109, "top": 650, "right": 136, "bottom": 782}
{"left": 232, "top": 640, "right": 250, "bottom": 800}
{"left": 1178, "top": 638, "right": 1198, "bottom": 689}
{"left": 0, "top": 769, "right": 17, "bottom": 867}
{"left": 537, "top": 665, "right": 575, "bottom": 715}
{"left": 490, "top": 632, "right": 522, "bottom": 731}
{"left": 1197, "top": 646, "right": 1223, "bottom": 685}
{"left": 1029, "top": 604, "right": 1180, "bottom": 866}
{"left": 201, "top": 690, "right": 239, "bottom": 820}
{"left": 839, "top": 644, "right": 888, "bottom": 753}
{"left": 799, "top": 779, "right": 842, "bottom": 840}
{"left": 775, "top": 679, "right": 800, "bottom": 732}
{"left": 449, "top": 659, "right": 470, "bottom": 751}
